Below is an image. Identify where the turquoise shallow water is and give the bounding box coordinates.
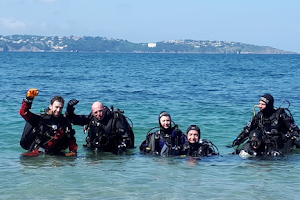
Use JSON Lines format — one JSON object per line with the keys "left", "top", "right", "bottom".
{"left": 1, "top": 53, "right": 300, "bottom": 199}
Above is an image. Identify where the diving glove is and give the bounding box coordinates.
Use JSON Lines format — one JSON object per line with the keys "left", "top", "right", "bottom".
{"left": 68, "top": 99, "right": 79, "bottom": 107}
{"left": 66, "top": 99, "right": 79, "bottom": 114}
{"left": 232, "top": 138, "right": 241, "bottom": 146}
{"left": 24, "top": 88, "right": 39, "bottom": 103}
{"left": 27, "top": 88, "right": 39, "bottom": 98}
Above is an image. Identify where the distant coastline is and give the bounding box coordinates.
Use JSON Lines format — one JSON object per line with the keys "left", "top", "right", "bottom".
{"left": 0, "top": 35, "right": 297, "bottom": 54}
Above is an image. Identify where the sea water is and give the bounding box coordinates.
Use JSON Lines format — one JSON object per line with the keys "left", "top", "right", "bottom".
{"left": 0, "top": 52, "right": 300, "bottom": 199}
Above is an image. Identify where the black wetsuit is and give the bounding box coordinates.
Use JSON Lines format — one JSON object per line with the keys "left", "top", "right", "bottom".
{"left": 67, "top": 106, "right": 134, "bottom": 153}
{"left": 140, "top": 126, "right": 182, "bottom": 155}
{"left": 235, "top": 108, "right": 300, "bottom": 151}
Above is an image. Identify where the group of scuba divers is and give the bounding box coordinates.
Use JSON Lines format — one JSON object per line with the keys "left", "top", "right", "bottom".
{"left": 20, "top": 89, "right": 300, "bottom": 158}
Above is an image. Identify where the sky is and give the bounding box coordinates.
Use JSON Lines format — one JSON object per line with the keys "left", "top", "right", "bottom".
{"left": 0, "top": 0, "right": 300, "bottom": 53}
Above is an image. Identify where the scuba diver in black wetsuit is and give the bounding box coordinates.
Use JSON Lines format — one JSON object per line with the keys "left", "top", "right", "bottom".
{"left": 66, "top": 99, "right": 134, "bottom": 154}
{"left": 232, "top": 94, "right": 300, "bottom": 156}
{"left": 20, "top": 89, "right": 78, "bottom": 157}
{"left": 238, "top": 129, "right": 279, "bottom": 157}
{"left": 180, "top": 125, "right": 219, "bottom": 157}
{"left": 139, "top": 111, "right": 185, "bottom": 155}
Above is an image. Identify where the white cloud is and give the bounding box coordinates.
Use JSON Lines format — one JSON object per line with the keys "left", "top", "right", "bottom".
{"left": 0, "top": 18, "right": 26, "bottom": 29}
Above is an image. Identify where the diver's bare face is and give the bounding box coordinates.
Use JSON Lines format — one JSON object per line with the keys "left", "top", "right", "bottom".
{"left": 187, "top": 130, "right": 199, "bottom": 144}
{"left": 259, "top": 101, "right": 266, "bottom": 111}
{"left": 49, "top": 101, "right": 64, "bottom": 117}
{"left": 92, "top": 103, "right": 105, "bottom": 120}
{"left": 160, "top": 116, "right": 171, "bottom": 129}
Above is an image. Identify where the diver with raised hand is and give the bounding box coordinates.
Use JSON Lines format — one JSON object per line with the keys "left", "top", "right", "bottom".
{"left": 20, "top": 88, "right": 78, "bottom": 156}
{"left": 232, "top": 93, "right": 300, "bottom": 155}
{"left": 140, "top": 111, "right": 185, "bottom": 155}
{"left": 65, "top": 99, "right": 134, "bottom": 154}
